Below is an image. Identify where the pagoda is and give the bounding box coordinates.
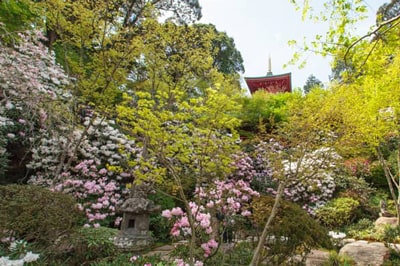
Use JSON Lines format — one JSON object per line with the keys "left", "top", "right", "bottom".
{"left": 244, "top": 56, "right": 292, "bottom": 94}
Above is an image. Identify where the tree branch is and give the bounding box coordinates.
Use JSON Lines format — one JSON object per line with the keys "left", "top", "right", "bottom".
{"left": 344, "top": 14, "right": 400, "bottom": 64}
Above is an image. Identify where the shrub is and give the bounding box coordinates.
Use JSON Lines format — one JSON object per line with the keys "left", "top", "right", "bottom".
{"left": 251, "top": 195, "right": 332, "bottom": 264}
{"left": 0, "top": 185, "right": 82, "bottom": 247}
{"left": 315, "top": 197, "right": 360, "bottom": 228}
{"left": 205, "top": 241, "right": 253, "bottom": 265}
{"left": 92, "top": 253, "right": 172, "bottom": 266}
{"left": 70, "top": 227, "right": 119, "bottom": 264}
{"left": 382, "top": 225, "right": 400, "bottom": 244}
{"left": 322, "top": 251, "right": 355, "bottom": 266}
{"left": 367, "top": 162, "right": 389, "bottom": 188}
{"left": 346, "top": 218, "right": 377, "bottom": 240}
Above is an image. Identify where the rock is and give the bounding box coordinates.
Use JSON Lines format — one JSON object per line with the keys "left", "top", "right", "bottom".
{"left": 375, "top": 217, "right": 398, "bottom": 229}
{"left": 305, "top": 249, "right": 330, "bottom": 266}
{"left": 339, "top": 241, "right": 390, "bottom": 266}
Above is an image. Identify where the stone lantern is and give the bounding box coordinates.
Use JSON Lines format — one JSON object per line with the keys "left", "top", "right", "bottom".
{"left": 114, "top": 183, "right": 160, "bottom": 251}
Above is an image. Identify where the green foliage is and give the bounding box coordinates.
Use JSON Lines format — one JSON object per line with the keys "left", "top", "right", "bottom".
{"left": 377, "top": 0, "right": 400, "bottom": 24}
{"left": 194, "top": 24, "right": 245, "bottom": 75}
{"left": 334, "top": 173, "right": 378, "bottom": 221}
{"left": 251, "top": 196, "right": 332, "bottom": 264}
{"left": 149, "top": 192, "right": 176, "bottom": 242}
{"left": 118, "top": 85, "right": 242, "bottom": 186}
{"left": 288, "top": 0, "right": 369, "bottom": 68}
{"left": 92, "top": 253, "right": 172, "bottom": 266}
{"left": 345, "top": 218, "right": 377, "bottom": 240}
{"left": 315, "top": 197, "right": 360, "bottom": 228}
{"left": 70, "top": 227, "right": 118, "bottom": 263}
{"left": 322, "top": 250, "right": 356, "bottom": 266}
{"left": 239, "top": 91, "right": 299, "bottom": 134}
{"left": 335, "top": 175, "right": 375, "bottom": 204}
{"left": 0, "top": 185, "right": 82, "bottom": 247}
{"left": 206, "top": 242, "right": 254, "bottom": 265}
{"left": 382, "top": 225, "right": 400, "bottom": 244}
{"left": 384, "top": 248, "right": 400, "bottom": 266}
{"left": 0, "top": 0, "right": 40, "bottom": 32}
{"left": 368, "top": 162, "right": 393, "bottom": 190}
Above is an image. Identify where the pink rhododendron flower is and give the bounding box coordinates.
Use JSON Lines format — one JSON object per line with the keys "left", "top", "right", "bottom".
{"left": 162, "top": 210, "right": 172, "bottom": 219}
{"left": 170, "top": 207, "right": 183, "bottom": 216}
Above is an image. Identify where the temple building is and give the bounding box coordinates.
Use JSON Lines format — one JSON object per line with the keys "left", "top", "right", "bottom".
{"left": 244, "top": 56, "right": 292, "bottom": 94}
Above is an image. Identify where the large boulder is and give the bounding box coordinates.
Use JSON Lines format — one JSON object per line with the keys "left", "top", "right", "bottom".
{"left": 374, "top": 217, "right": 398, "bottom": 229}
{"left": 339, "top": 240, "right": 390, "bottom": 266}
{"left": 305, "top": 250, "right": 330, "bottom": 266}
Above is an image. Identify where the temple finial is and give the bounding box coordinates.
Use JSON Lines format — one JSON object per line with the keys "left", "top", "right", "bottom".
{"left": 267, "top": 54, "right": 273, "bottom": 76}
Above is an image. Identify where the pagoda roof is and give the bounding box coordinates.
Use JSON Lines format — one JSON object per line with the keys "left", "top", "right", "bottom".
{"left": 245, "top": 72, "right": 292, "bottom": 94}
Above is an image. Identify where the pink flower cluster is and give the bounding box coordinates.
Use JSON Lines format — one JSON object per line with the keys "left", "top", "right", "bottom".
{"left": 174, "top": 258, "right": 204, "bottom": 266}
{"left": 195, "top": 178, "right": 259, "bottom": 218}
{"left": 162, "top": 203, "right": 213, "bottom": 238}
{"left": 344, "top": 157, "right": 371, "bottom": 177}
{"left": 53, "top": 160, "right": 122, "bottom": 227}
{"left": 162, "top": 203, "right": 217, "bottom": 257}
{"left": 200, "top": 239, "right": 218, "bottom": 257}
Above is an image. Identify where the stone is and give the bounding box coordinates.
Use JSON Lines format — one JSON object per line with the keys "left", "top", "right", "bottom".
{"left": 305, "top": 250, "right": 330, "bottom": 266}
{"left": 339, "top": 241, "right": 390, "bottom": 266}
{"left": 375, "top": 217, "right": 398, "bottom": 229}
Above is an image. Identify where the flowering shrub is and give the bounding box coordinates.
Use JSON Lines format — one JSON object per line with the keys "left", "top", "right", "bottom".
{"left": 0, "top": 30, "right": 71, "bottom": 181}
{"left": 252, "top": 141, "right": 339, "bottom": 214}
{"left": 344, "top": 157, "right": 371, "bottom": 177}
{"left": 28, "top": 117, "right": 141, "bottom": 226}
{"left": 162, "top": 153, "right": 259, "bottom": 263}
{"left": 28, "top": 116, "right": 139, "bottom": 183}
{"left": 0, "top": 239, "right": 40, "bottom": 266}
{"left": 52, "top": 160, "right": 123, "bottom": 227}
{"left": 0, "top": 28, "right": 142, "bottom": 227}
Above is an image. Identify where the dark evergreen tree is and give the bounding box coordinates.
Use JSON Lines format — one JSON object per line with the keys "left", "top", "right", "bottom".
{"left": 303, "top": 74, "right": 323, "bottom": 94}
{"left": 376, "top": 0, "right": 400, "bottom": 24}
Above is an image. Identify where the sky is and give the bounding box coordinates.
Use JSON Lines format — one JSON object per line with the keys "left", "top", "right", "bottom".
{"left": 198, "top": 0, "right": 388, "bottom": 90}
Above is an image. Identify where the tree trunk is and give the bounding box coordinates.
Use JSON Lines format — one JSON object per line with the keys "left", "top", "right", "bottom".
{"left": 376, "top": 146, "right": 400, "bottom": 225}
{"left": 249, "top": 181, "right": 285, "bottom": 266}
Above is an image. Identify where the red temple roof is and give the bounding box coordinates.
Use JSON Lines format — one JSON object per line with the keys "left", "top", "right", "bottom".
{"left": 245, "top": 72, "right": 292, "bottom": 94}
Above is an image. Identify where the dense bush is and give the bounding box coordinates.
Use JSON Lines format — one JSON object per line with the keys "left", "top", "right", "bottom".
{"left": 315, "top": 197, "right": 360, "bottom": 228}
{"left": 206, "top": 241, "right": 253, "bottom": 265}
{"left": 334, "top": 174, "right": 378, "bottom": 221}
{"left": 367, "top": 161, "right": 391, "bottom": 190}
{"left": 251, "top": 195, "right": 332, "bottom": 264}
{"left": 69, "top": 227, "right": 119, "bottom": 265}
{"left": 345, "top": 218, "right": 377, "bottom": 241}
{"left": 0, "top": 185, "right": 83, "bottom": 247}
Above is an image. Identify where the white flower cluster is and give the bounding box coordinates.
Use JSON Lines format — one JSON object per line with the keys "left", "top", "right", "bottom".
{"left": 0, "top": 251, "right": 40, "bottom": 266}
{"left": 0, "top": 240, "right": 40, "bottom": 266}
{"left": 79, "top": 117, "right": 139, "bottom": 168}
{"left": 0, "top": 30, "right": 74, "bottom": 178}
{"left": 28, "top": 116, "right": 140, "bottom": 183}
{"left": 253, "top": 141, "right": 340, "bottom": 214}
